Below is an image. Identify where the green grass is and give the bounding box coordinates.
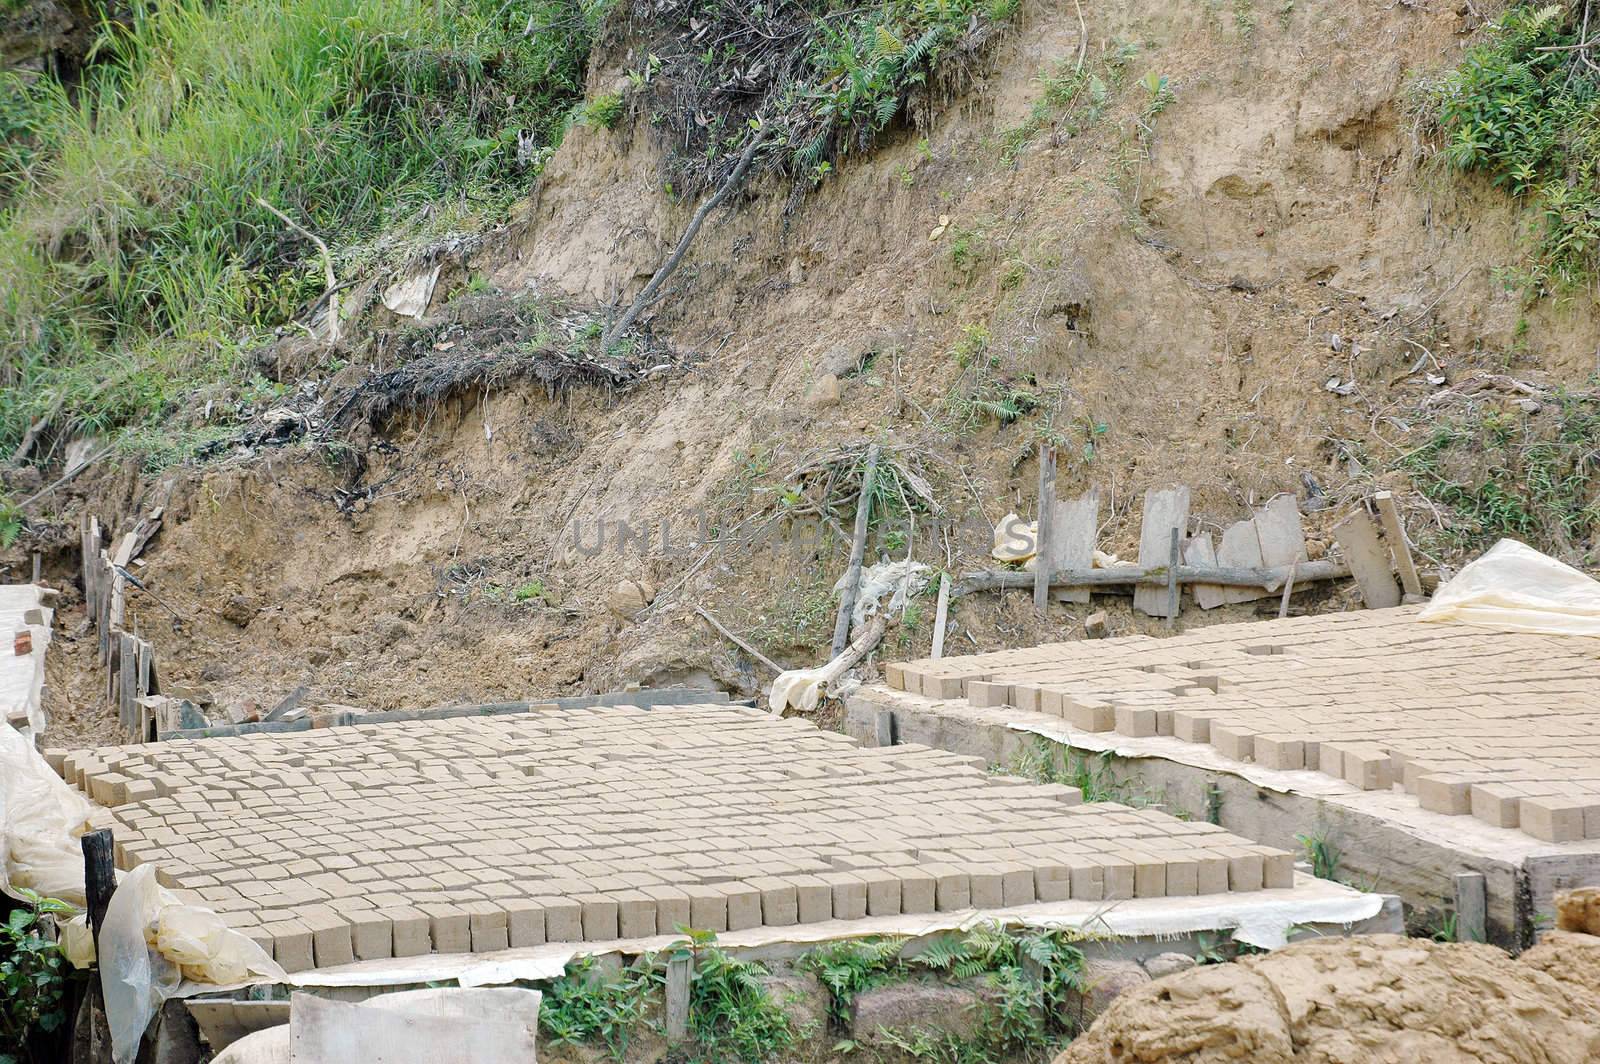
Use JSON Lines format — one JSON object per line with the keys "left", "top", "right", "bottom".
{"left": 1396, "top": 391, "right": 1600, "bottom": 560}
{"left": 0, "top": 0, "right": 606, "bottom": 453}
{"left": 1420, "top": 2, "right": 1600, "bottom": 293}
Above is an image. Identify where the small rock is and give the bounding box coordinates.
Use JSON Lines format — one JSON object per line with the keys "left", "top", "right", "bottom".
{"left": 607, "top": 579, "right": 654, "bottom": 619}
{"left": 852, "top": 981, "right": 982, "bottom": 1043}
{"left": 219, "top": 594, "right": 258, "bottom": 627}
{"left": 1143, "top": 952, "right": 1197, "bottom": 979}
{"left": 760, "top": 974, "right": 830, "bottom": 1040}
{"left": 806, "top": 373, "right": 842, "bottom": 408}
{"left": 224, "top": 701, "right": 261, "bottom": 725}
{"left": 1519, "top": 399, "right": 1542, "bottom": 414}
{"left": 1076, "top": 959, "right": 1150, "bottom": 1020}
{"left": 787, "top": 258, "right": 805, "bottom": 285}
{"left": 1084, "top": 611, "right": 1109, "bottom": 639}
{"left": 198, "top": 662, "right": 230, "bottom": 682}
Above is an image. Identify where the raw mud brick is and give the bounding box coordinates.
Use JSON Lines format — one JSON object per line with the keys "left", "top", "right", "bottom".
{"left": 682, "top": 886, "right": 729, "bottom": 933}
{"left": 1064, "top": 699, "right": 1116, "bottom": 732}
{"left": 896, "top": 869, "right": 936, "bottom": 914}
{"left": 1341, "top": 747, "right": 1394, "bottom": 792}
{"left": 263, "top": 919, "right": 313, "bottom": 973}
{"left": 642, "top": 886, "right": 691, "bottom": 934}
{"left": 822, "top": 873, "right": 867, "bottom": 920}
{"left": 863, "top": 872, "right": 902, "bottom": 917}
{"left": 1416, "top": 774, "right": 1477, "bottom": 816}
{"left": 1209, "top": 725, "right": 1257, "bottom": 763}
{"left": 1067, "top": 859, "right": 1104, "bottom": 902}
{"left": 884, "top": 663, "right": 906, "bottom": 690}
{"left": 383, "top": 907, "right": 431, "bottom": 958}
{"left": 541, "top": 899, "right": 584, "bottom": 943}
{"left": 465, "top": 901, "right": 510, "bottom": 953}
{"left": 1253, "top": 736, "right": 1304, "bottom": 772}
{"left": 1000, "top": 864, "right": 1036, "bottom": 906}
{"left": 422, "top": 904, "right": 471, "bottom": 953}
{"left": 1114, "top": 705, "right": 1158, "bottom": 738}
{"left": 579, "top": 895, "right": 621, "bottom": 941}
{"left": 967, "top": 681, "right": 1013, "bottom": 708}
{"left": 504, "top": 899, "right": 546, "bottom": 947}
{"left": 1012, "top": 686, "right": 1042, "bottom": 713}
{"left": 1130, "top": 855, "right": 1167, "bottom": 898}
{"left": 721, "top": 884, "right": 763, "bottom": 931}
{"left": 616, "top": 891, "right": 658, "bottom": 939}
{"left": 1164, "top": 857, "right": 1200, "bottom": 896}
{"left": 1034, "top": 865, "right": 1072, "bottom": 903}
{"left": 1226, "top": 850, "right": 1264, "bottom": 892}
{"left": 750, "top": 878, "right": 798, "bottom": 927}
{"left": 929, "top": 867, "right": 971, "bottom": 911}
{"left": 1261, "top": 850, "right": 1295, "bottom": 889}
{"left": 969, "top": 870, "right": 1004, "bottom": 909}
{"left": 791, "top": 876, "right": 833, "bottom": 924}
{"left": 1102, "top": 857, "right": 1136, "bottom": 900}
{"left": 348, "top": 911, "right": 393, "bottom": 961}
{"left": 1470, "top": 784, "right": 1521, "bottom": 830}
{"left": 1172, "top": 712, "right": 1211, "bottom": 743}
{"left": 304, "top": 910, "right": 354, "bottom": 968}
{"left": 1194, "top": 854, "right": 1230, "bottom": 895}
{"left": 1521, "top": 797, "right": 1587, "bottom": 844}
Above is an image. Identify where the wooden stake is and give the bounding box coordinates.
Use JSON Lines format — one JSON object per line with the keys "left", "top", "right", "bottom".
{"left": 1033, "top": 445, "right": 1057, "bottom": 614}
{"left": 665, "top": 953, "right": 692, "bottom": 1041}
{"left": 831, "top": 444, "right": 880, "bottom": 658}
{"left": 1165, "top": 527, "right": 1181, "bottom": 630}
{"left": 1278, "top": 562, "right": 1297, "bottom": 619}
{"left": 930, "top": 573, "right": 950, "bottom": 660}
{"left": 1454, "top": 871, "right": 1487, "bottom": 943}
{"left": 1374, "top": 491, "right": 1423, "bottom": 598}
{"left": 82, "top": 829, "right": 115, "bottom": 948}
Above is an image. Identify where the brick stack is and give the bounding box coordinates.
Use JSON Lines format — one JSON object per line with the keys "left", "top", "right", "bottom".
{"left": 51, "top": 704, "right": 1291, "bottom": 971}
{"left": 891, "top": 607, "right": 1600, "bottom": 845}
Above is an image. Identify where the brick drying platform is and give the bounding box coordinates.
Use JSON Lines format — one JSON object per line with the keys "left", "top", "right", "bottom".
{"left": 849, "top": 607, "right": 1600, "bottom": 945}
{"left": 51, "top": 705, "right": 1296, "bottom": 972}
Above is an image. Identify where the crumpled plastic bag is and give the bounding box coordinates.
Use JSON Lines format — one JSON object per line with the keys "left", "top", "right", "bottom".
{"left": 0, "top": 722, "right": 96, "bottom": 906}
{"left": 834, "top": 559, "right": 930, "bottom": 625}
{"left": 1419, "top": 539, "right": 1600, "bottom": 636}
{"left": 102, "top": 864, "right": 285, "bottom": 1063}
{"left": 992, "top": 513, "right": 1037, "bottom": 563}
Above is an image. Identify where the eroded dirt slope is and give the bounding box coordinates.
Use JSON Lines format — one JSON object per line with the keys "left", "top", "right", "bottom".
{"left": 27, "top": 0, "right": 1600, "bottom": 743}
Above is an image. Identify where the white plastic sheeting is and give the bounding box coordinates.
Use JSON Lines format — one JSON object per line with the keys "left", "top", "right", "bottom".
{"left": 0, "top": 725, "right": 283, "bottom": 1063}
{"left": 833, "top": 559, "right": 930, "bottom": 625}
{"left": 1419, "top": 539, "right": 1600, "bottom": 637}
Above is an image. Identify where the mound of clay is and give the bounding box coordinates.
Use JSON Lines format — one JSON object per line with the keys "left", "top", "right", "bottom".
{"left": 1055, "top": 934, "right": 1600, "bottom": 1064}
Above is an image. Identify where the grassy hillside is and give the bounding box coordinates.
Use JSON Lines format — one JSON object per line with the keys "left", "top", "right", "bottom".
{"left": 0, "top": 0, "right": 604, "bottom": 453}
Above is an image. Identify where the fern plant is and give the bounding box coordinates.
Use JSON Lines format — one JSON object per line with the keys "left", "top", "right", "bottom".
{"left": 797, "top": 936, "right": 908, "bottom": 1027}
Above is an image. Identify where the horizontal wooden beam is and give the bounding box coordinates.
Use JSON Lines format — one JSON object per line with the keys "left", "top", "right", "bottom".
{"left": 953, "top": 559, "right": 1349, "bottom": 598}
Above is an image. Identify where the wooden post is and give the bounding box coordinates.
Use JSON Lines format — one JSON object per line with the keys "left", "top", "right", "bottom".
{"left": 31, "top": 552, "right": 41, "bottom": 585}
{"left": 1374, "top": 491, "right": 1423, "bottom": 598}
{"left": 1278, "top": 562, "right": 1297, "bottom": 619}
{"left": 1165, "top": 527, "right": 1180, "bottom": 631}
{"left": 1033, "top": 445, "right": 1057, "bottom": 614}
{"left": 874, "top": 709, "right": 894, "bottom": 748}
{"left": 1454, "top": 871, "right": 1487, "bottom": 943}
{"left": 82, "top": 828, "right": 115, "bottom": 948}
{"left": 830, "top": 445, "right": 881, "bottom": 658}
{"left": 665, "top": 953, "right": 692, "bottom": 1041}
{"left": 930, "top": 573, "right": 950, "bottom": 660}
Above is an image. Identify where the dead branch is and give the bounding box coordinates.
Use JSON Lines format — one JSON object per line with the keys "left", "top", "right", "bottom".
{"left": 602, "top": 122, "right": 772, "bottom": 348}
{"left": 256, "top": 196, "right": 340, "bottom": 344}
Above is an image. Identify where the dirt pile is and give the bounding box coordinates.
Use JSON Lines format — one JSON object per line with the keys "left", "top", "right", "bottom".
{"left": 1055, "top": 933, "right": 1600, "bottom": 1064}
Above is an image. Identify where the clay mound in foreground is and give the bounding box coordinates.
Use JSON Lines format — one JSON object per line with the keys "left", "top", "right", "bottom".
{"left": 1056, "top": 932, "right": 1600, "bottom": 1064}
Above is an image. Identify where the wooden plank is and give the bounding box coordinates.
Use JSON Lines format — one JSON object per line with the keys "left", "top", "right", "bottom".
{"left": 1133, "top": 487, "right": 1189, "bottom": 616}
{"left": 119, "top": 633, "right": 137, "bottom": 736}
{"left": 1033, "top": 446, "right": 1057, "bottom": 613}
{"left": 1455, "top": 871, "right": 1487, "bottom": 943}
{"left": 665, "top": 954, "right": 692, "bottom": 1041}
{"left": 1184, "top": 532, "right": 1226, "bottom": 609}
{"left": 930, "top": 573, "right": 950, "bottom": 659}
{"left": 1374, "top": 491, "right": 1423, "bottom": 597}
{"left": 1332, "top": 509, "right": 1402, "bottom": 608}
{"left": 1165, "top": 527, "right": 1181, "bottom": 629}
{"left": 1253, "top": 494, "right": 1308, "bottom": 567}
{"left": 1047, "top": 489, "right": 1100, "bottom": 605}
{"left": 831, "top": 444, "right": 880, "bottom": 656}
{"left": 1216, "top": 519, "right": 1269, "bottom": 604}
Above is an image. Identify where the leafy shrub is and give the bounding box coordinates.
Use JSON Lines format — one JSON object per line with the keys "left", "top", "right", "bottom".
{"left": 582, "top": 92, "right": 626, "bottom": 129}
{"left": 537, "top": 954, "right": 659, "bottom": 1056}
{"left": 673, "top": 928, "right": 797, "bottom": 1062}
{"left": 1, "top": 891, "right": 76, "bottom": 1064}
{"left": 1422, "top": 3, "right": 1600, "bottom": 291}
